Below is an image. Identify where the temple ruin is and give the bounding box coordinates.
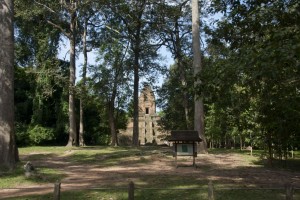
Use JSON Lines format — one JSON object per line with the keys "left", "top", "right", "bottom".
{"left": 119, "top": 85, "right": 163, "bottom": 145}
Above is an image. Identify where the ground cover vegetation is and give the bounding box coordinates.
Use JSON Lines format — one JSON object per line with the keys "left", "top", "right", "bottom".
{"left": 0, "top": 146, "right": 299, "bottom": 199}
{"left": 0, "top": 0, "right": 299, "bottom": 177}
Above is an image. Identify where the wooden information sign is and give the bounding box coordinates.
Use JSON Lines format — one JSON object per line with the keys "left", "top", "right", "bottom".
{"left": 168, "top": 130, "right": 202, "bottom": 167}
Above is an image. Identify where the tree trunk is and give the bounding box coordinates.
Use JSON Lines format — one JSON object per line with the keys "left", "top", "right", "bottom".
{"left": 132, "top": 52, "right": 140, "bottom": 146}
{"left": 0, "top": 0, "right": 19, "bottom": 169}
{"left": 66, "top": 11, "right": 77, "bottom": 147}
{"left": 233, "top": 136, "right": 236, "bottom": 148}
{"left": 174, "top": 19, "right": 190, "bottom": 129}
{"left": 132, "top": 19, "right": 142, "bottom": 147}
{"left": 109, "top": 101, "right": 117, "bottom": 146}
{"left": 109, "top": 74, "right": 118, "bottom": 146}
{"left": 79, "top": 17, "right": 88, "bottom": 147}
{"left": 79, "top": 99, "right": 84, "bottom": 146}
{"left": 266, "top": 132, "right": 273, "bottom": 166}
{"left": 192, "top": 0, "right": 207, "bottom": 153}
{"left": 239, "top": 134, "right": 243, "bottom": 150}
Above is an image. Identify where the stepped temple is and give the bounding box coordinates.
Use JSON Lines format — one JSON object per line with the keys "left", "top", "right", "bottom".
{"left": 119, "top": 85, "right": 163, "bottom": 145}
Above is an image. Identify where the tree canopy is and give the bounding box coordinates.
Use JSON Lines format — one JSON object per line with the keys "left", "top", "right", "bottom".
{"left": 6, "top": 0, "right": 299, "bottom": 161}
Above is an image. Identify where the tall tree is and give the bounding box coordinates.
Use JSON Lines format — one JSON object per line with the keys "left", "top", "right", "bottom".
{"left": 126, "top": 0, "right": 147, "bottom": 146}
{"left": 92, "top": 43, "right": 131, "bottom": 146}
{"left": 14, "top": 0, "right": 66, "bottom": 146}
{"left": 206, "top": 0, "right": 300, "bottom": 158}
{"left": 157, "top": 61, "right": 194, "bottom": 131}
{"left": 0, "top": 0, "right": 19, "bottom": 168}
{"left": 79, "top": 16, "right": 88, "bottom": 147}
{"left": 33, "top": 0, "right": 88, "bottom": 146}
{"left": 77, "top": 0, "right": 103, "bottom": 146}
{"left": 157, "top": 0, "right": 193, "bottom": 129}
{"left": 91, "top": 5, "right": 132, "bottom": 145}
{"left": 107, "top": 0, "right": 163, "bottom": 146}
{"left": 192, "top": 0, "right": 207, "bottom": 153}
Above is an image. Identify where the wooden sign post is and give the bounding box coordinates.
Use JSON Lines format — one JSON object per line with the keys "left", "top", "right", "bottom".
{"left": 168, "top": 130, "right": 202, "bottom": 167}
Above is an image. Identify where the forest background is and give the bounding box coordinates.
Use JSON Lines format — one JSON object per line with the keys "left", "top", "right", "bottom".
{"left": 6, "top": 0, "right": 300, "bottom": 163}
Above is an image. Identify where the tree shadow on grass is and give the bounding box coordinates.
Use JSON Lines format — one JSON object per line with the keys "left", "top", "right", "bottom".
{"left": 214, "top": 188, "right": 287, "bottom": 200}
{"left": 2, "top": 146, "right": 300, "bottom": 199}
{"left": 0, "top": 161, "right": 65, "bottom": 188}
{"left": 252, "top": 157, "right": 300, "bottom": 172}
{"left": 208, "top": 148, "right": 300, "bottom": 172}
{"left": 22, "top": 153, "right": 57, "bottom": 161}
{"left": 64, "top": 146, "right": 173, "bottom": 167}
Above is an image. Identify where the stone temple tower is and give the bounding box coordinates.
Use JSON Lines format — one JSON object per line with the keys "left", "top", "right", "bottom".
{"left": 119, "top": 84, "right": 162, "bottom": 145}
{"left": 139, "top": 85, "right": 156, "bottom": 116}
{"left": 138, "top": 85, "right": 160, "bottom": 144}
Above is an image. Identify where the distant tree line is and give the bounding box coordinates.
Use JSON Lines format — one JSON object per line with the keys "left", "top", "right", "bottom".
{"left": 1, "top": 0, "right": 299, "bottom": 169}
{"left": 157, "top": 0, "right": 300, "bottom": 162}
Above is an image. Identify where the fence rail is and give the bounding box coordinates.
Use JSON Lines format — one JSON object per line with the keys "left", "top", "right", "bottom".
{"left": 58, "top": 181, "right": 298, "bottom": 200}
{"left": 1, "top": 181, "right": 298, "bottom": 200}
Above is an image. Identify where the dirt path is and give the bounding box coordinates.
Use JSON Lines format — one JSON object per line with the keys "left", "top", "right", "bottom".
{"left": 1, "top": 149, "right": 299, "bottom": 199}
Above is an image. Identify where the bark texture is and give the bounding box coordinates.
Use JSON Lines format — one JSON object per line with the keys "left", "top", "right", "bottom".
{"left": 0, "top": 0, "right": 19, "bottom": 169}
{"left": 132, "top": 46, "right": 140, "bottom": 146}
{"left": 132, "top": 7, "right": 143, "bottom": 147}
{"left": 79, "top": 17, "right": 88, "bottom": 147}
{"left": 66, "top": 10, "right": 78, "bottom": 147}
{"left": 192, "top": 0, "right": 207, "bottom": 153}
{"left": 174, "top": 18, "right": 190, "bottom": 129}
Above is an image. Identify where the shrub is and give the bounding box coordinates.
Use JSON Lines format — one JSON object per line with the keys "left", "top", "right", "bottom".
{"left": 15, "top": 122, "right": 30, "bottom": 146}
{"left": 28, "top": 125, "right": 55, "bottom": 145}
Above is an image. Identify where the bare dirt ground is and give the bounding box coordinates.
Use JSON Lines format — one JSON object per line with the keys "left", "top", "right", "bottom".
{"left": 1, "top": 148, "right": 299, "bottom": 199}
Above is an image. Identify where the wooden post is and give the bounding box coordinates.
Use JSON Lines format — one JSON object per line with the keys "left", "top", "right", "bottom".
{"left": 175, "top": 143, "right": 178, "bottom": 168}
{"left": 193, "top": 143, "right": 196, "bottom": 167}
{"left": 285, "top": 183, "right": 294, "bottom": 200}
{"left": 193, "top": 155, "right": 195, "bottom": 167}
{"left": 208, "top": 180, "right": 215, "bottom": 200}
{"left": 54, "top": 181, "right": 61, "bottom": 200}
{"left": 128, "top": 181, "right": 134, "bottom": 200}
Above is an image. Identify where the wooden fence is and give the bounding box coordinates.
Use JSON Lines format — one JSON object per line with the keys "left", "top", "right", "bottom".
{"left": 52, "top": 181, "right": 297, "bottom": 200}
{"left": 0, "top": 181, "right": 300, "bottom": 200}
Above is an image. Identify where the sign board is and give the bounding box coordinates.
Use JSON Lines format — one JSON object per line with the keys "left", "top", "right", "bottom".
{"left": 168, "top": 130, "right": 201, "bottom": 167}
{"left": 176, "top": 144, "right": 195, "bottom": 156}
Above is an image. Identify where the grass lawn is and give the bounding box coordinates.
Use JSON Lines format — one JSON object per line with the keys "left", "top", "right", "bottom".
{"left": 0, "top": 146, "right": 299, "bottom": 200}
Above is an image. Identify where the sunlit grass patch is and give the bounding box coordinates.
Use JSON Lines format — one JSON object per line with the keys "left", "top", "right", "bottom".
{"left": 213, "top": 188, "right": 290, "bottom": 200}
{"left": 64, "top": 146, "right": 155, "bottom": 166}
{"left": 3, "top": 146, "right": 299, "bottom": 199}
{"left": 4, "top": 187, "right": 300, "bottom": 200}
{"left": 0, "top": 162, "right": 65, "bottom": 188}
{"left": 0, "top": 164, "right": 28, "bottom": 188}
{"left": 4, "top": 189, "right": 128, "bottom": 200}
{"left": 18, "top": 146, "right": 68, "bottom": 155}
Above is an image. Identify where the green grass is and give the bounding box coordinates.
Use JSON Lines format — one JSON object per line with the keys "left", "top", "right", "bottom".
{"left": 0, "top": 146, "right": 71, "bottom": 189}
{"left": 4, "top": 187, "right": 299, "bottom": 200}
{"left": 18, "top": 146, "right": 68, "bottom": 155}
{"left": 0, "top": 163, "right": 30, "bottom": 188}
{"left": 0, "top": 163, "right": 65, "bottom": 189}
{"left": 208, "top": 148, "right": 300, "bottom": 171}
{"left": 213, "top": 188, "right": 298, "bottom": 200}
{"left": 1, "top": 146, "right": 300, "bottom": 199}
{"left": 0, "top": 146, "right": 169, "bottom": 189}
{"left": 64, "top": 146, "right": 171, "bottom": 167}
{"left": 4, "top": 189, "right": 128, "bottom": 200}
{"left": 66, "top": 146, "right": 141, "bottom": 164}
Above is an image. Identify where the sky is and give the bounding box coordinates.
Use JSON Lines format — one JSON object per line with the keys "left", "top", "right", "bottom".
{"left": 57, "top": 38, "right": 173, "bottom": 87}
